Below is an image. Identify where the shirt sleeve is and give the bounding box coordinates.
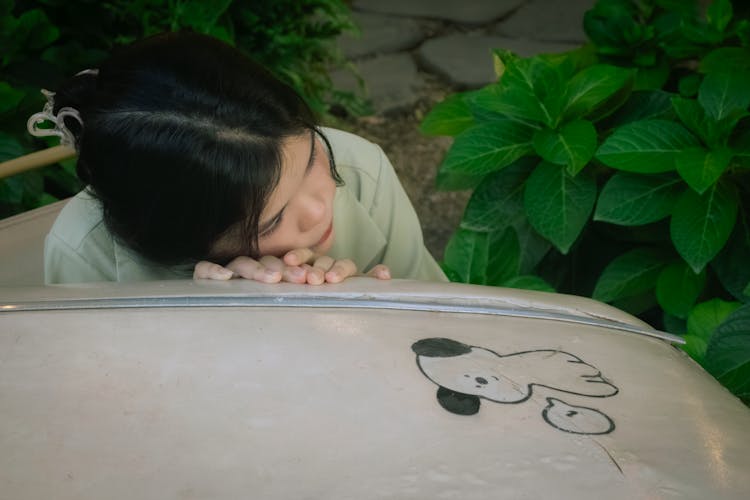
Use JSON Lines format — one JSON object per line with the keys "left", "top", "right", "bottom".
{"left": 368, "top": 145, "right": 448, "bottom": 282}
{"left": 44, "top": 231, "right": 114, "bottom": 284}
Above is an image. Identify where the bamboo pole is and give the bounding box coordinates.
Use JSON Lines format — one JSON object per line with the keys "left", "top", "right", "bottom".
{"left": 0, "top": 145, "right": 77, "bottom": 179}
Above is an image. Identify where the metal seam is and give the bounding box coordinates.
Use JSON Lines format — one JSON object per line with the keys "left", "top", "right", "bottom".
{"left": 0, "top": 295, "right": 683, "bottom": 344}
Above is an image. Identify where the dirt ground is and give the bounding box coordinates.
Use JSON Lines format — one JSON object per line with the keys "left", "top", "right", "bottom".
{"left": 336, "top": 74, "right": 470, "bottom": 260}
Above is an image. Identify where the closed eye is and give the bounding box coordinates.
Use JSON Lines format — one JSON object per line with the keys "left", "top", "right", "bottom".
{"left": 258, "top": 131, "right": 317, "bottom": 239}
{"left": 259, "top": 209, "right": 284, "bottom": 237}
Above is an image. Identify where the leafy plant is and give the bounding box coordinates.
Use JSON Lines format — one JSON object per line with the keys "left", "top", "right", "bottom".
{"left": 0, "top": 0, "right": 360, "bottom": 218}
{"left": 422, "top": 0, "right": 750, "bottom": 402}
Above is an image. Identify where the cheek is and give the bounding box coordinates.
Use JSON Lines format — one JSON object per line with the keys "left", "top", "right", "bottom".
{"left": 256, "top": 232, "right": 296, "bottom": 258}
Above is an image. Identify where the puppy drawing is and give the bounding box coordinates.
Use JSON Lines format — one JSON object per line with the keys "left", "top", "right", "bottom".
{"left": 412, "top": 337, "right": 618, "bottom": 435}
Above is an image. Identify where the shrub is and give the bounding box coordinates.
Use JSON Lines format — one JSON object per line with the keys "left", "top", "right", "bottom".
{"left": 421, "top": 0, "right": 750, "bottom": 403}
{"left": 0, "top": 0, "right": 359, "bottom": 218}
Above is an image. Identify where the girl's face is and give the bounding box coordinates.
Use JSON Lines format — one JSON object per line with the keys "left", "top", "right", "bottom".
{"left": 255, "top": 131, "right": 337, "bottom": 257}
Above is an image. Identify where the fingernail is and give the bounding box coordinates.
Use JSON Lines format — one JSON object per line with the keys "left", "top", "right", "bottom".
{"left": 291, "top": 267, "right": 305, "bottom": 277}
{"left": 220, "top": 269, "right": 234, "bottom": 279}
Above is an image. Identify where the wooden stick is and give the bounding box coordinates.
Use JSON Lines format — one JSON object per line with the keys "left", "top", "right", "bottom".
{"left": 0, "top": 145, "right": 77, "bottom": 179}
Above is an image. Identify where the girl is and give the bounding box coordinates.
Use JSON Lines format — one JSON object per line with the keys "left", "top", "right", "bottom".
{"left": 34, "top": 32, "right": 446, "bottom": 285}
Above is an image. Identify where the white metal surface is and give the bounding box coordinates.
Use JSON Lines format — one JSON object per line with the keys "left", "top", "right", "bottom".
{"left": 1, "top": 280, "right": 748, "bottom": 499}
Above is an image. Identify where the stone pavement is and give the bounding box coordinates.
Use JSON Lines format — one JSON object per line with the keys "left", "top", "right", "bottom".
{"left": 333, "top": 0, "right": 597, "bottom": 114}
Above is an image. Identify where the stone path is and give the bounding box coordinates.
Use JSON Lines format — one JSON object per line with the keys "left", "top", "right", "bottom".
{"left": 334, "top": 0, "right": 596, "bottom": 114}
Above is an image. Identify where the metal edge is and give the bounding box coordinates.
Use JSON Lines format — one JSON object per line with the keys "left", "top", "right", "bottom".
{"left": 0, "top": 294, "right": 684, "bottom": 344}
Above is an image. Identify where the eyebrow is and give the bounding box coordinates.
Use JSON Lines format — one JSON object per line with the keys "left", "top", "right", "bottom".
{"left": 258, "top": 130, "right": 317, "bottom": 235}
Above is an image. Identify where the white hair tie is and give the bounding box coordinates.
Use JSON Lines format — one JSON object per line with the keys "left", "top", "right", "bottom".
{"left": 26, "top": 68, "right": 97, "bottom": 149}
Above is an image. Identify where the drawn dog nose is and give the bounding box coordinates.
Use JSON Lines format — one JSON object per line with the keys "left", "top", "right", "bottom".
{"left": 475, "top": 377, "right": 488, "bottom": 385}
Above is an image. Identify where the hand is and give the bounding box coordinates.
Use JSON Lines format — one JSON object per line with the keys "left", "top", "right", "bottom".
{"left": 193, "top": 248, "right": 391, "bottom": 284}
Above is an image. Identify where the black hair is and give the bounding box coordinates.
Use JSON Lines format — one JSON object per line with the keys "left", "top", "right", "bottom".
{"left": 52, "top": 31, "right": 341, "bottom": 265}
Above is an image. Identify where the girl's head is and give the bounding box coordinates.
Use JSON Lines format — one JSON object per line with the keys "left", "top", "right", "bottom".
{"left": 49, "top": 31, "right": 341, "bottom": 265}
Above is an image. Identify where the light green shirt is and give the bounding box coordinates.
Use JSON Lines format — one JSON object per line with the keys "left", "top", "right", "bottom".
{"left": 44, "top": 128, "right": 447, "bottom": 284}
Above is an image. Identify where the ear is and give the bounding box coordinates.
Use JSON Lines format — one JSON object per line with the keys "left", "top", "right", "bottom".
{"left": 412, "top": 338, "right": 472, "bottom": 357}
{"left": 436, "top": 386, "right": 480, "bottom": 416}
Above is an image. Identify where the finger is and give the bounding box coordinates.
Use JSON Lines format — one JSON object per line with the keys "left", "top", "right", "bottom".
{"left": 226, "top": 256, "right": 281, "bottom": 283}
{"left": 302, "top": 263, "right": 325, "bottom": 285}
{"left": 282, "top": 265, "right": 307, "bottom": 283}
{"left": 366, "top": 264, "right": 391, "bottom": 280}
{"left": 193, "top": 261, "right": 234, "bottom": 280}
{"left": 259, "top": 255, "right": 285, "bottom": 271}
{"left": 259, "top": 255, "right": 306, "bottom": 283}
{"left": 312, "top": 255, "right": 335, "bottom": 273}
{"left": 325, "top": 259, "right": 357, "bottom": 283}
{"left": 283, "top": 248, "right": 315, "bottom": 266}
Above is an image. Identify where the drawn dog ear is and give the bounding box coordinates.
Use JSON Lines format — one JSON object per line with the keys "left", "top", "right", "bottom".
{"left": 412, "top": 338, "right": 472, "bottom": 357}
{"left": 437, "top": 386, "right": 480, "bottom": 415}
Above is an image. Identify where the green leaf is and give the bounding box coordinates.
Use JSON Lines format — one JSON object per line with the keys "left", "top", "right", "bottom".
{"left": 602, "top": 90, "right": 676, "bottom": 128}
{"left": 656, "top": 260, "right": 707, "bottom": 319}
{"left": 700, "top": 48, "right": 750, "bottom": 74}
{"left": 481, "top": 57, "right": 566, "bottom": 126}
{"left": 684, "top": 299, "right": 741, "bottom": 362}
{"left": 671, "top": 97, "right": 715, "bottom": 145}
{"left": 731, "top": 127, "right": 750, "bottom": 167}
{"left": 671, "top": 97, "right": 745, "bottom": 148}
{"left": 681, "top": 17, "right": 723, "bottom": 45}
{"left": 670, "top": 182, "right": 739, "bottom": 272}
{"left": 461, "top": 158, "right": 534, "bottom": 232}
{"left": 612, "top": 289, "right": 658, "bottom": 316}
{"left": 523, "top": 161, "right": 597, "bottom": 254}
{"left": 443, "top": 228, "right": 488, "bottom": 284}
{"left": 675, "top": 146, "right": 732, "bottom": 194}
{"left": 634, "top": 61, "right": 670, "bottom": 91}
{"left": 593, "top": 247, "right": 667, "bottom": 303}
{"left": 663, "top": 312, "right": 687, "bottom": 335}
{"left": 584, "top": 2, "right": 651, "bottom": 55}
{"left": 0, "top": 82, "right": 24, "bottom": 115}
{"left": 436, "top": 121, "right": 535, "bottom": 185}
{"left": 712, "top": 211, "right": 750, "bottom": 301}
{"left": 532, "top": 120, "right": 597, "bottom": 176}
{"left": 706, "top": 0, "right": 733, "bottom": 33}
{"left": 0, "top": 170, "right": 43, "bottom": 208}
{"left": 460, "top": 159, "right": 553, "bottom": 273}
{"left": 594, "top": 172, "right": 683, "bottom": 225}
{"left": 715, "top": 362, "right": 750, "bottom": 400}
{"left": 0, "top": 177, "right": 24, "bottom": 206}
{"left": 486, "top": 227, "right": 521, "bottom": 286}
{"left": 16, "top": 9, "right": 59, "bottom": 50}
{"left": 501, "top": 275, "right": 555, "bottom": 293}
{"left": 179, "top": 0, "right": 234, "bottom": 30}
{"left": 421, "top": 93, "right": 475, "bottom": 137}
{"left": 439, "top": 263, "right": 463, "bottom": 283}
{"left": 0, "top": 132, "right": 25, "bottom": 161}
{"left": 678, "top": 74, "right": 701, "bottom": 97}
{"left": 562, "top": 64, "right": 634, "bottom": 120}
{"left": 443, "top": 227, "right": 519, "bottom": 285}
{"left": 698, "top": 70, "right": 750, "bottom": 122}
{"left": 736, "top": 20, "right": 750, "bottom": 47}
{"left": 596, "top": 120, "right": 700, "bottom": 173}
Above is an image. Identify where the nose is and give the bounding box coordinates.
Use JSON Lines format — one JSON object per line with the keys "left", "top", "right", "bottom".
{"left": 297, "top": 193, "right": 326, "bottom": 232}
